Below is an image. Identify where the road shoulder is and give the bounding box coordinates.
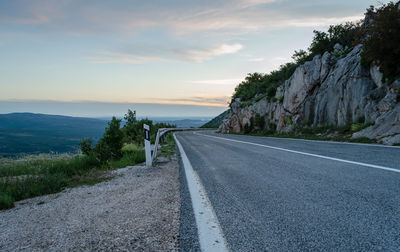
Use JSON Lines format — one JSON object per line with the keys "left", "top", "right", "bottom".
{"left": 0, "top": 159, "right": 180, "bottom": 251}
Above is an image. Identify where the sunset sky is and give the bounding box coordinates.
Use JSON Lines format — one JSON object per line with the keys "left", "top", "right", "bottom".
{"left": 0, "top": 0, "right": 390, "bottom": 117}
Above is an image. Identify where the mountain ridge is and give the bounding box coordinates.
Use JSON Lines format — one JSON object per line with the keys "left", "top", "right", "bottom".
{"left": 0, "top": 113, "right": 108, "bottom": 157}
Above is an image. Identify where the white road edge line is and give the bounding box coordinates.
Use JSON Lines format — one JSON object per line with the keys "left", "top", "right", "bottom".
{"left": 240, "top": 134, "right": 400, "bottom": 149}
{"left": 194, "top": 132, "right": 400, "bottom": 174}
{"left": 174, "top": 134, "right": 230, "bottom": 252}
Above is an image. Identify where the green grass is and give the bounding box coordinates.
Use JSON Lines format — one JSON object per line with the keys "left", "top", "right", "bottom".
{"left": 0, "top": 193, "right": 14, "bottom": 209}
{"left": 0, "top": 150, "right": 145, "bottom": 210}
{"left": 231, "top": 126, "right": 377, "bottom": 144}
{"left": 159, "top": 133, "right": 176, "bottom": 159}
{"left": 121, "top": 143, "right": 141, "bottom": 153}
{"left": 235, "top": 121, "right": 377, "bottom": 144}
{"left": 108, "top": 150, "right": 145, "bottom": 169}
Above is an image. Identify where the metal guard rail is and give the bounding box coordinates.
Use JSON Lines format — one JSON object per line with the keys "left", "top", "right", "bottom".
{"left": 151, "top": 128, "right": 193, "bottom": 161}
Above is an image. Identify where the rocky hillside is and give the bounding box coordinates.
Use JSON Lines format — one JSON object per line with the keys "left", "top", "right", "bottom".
{"left": 218, "top": 2, "right": 400, "bottom": 145}
{"left": 219, "top": 44, "right": 400, "bottom": 145}
{"left": 201, "top": 110, "right": 230, "bottom": 128}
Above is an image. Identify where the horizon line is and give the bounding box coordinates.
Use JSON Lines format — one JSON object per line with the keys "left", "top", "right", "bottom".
{"left": 0, "top": 99, "right": 229, "bottom": 108}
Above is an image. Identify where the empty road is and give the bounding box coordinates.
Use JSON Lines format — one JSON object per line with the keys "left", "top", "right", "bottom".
{"left": 176, "top": 131, "right": 400, "bottom": 251}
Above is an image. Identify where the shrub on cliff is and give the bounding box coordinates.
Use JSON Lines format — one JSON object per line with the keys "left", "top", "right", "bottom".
{"left": 232, "top": 63, "right": 296, "bottom": 103}
{"left": 356, "top": 1, "right": 400, "bottom": 82}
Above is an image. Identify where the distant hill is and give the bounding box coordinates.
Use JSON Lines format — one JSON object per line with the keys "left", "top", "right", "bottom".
{"left": 96, "top": 116, "right": 212, "bottom": 128}
{"left": 201, "top": 110, "right": 230, "bottom": 128}
{"left": 0, "top": 113, "right": 108, "bottom": 157}
{"left": 152, "top": 118, "right": 211, "bottom": 128}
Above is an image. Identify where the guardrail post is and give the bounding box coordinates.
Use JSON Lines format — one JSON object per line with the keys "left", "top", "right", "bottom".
{"left": 143, "top": 124, "right": 152, "bottom": 167}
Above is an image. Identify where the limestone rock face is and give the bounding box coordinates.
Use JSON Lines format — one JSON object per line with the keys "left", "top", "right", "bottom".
{"left": 352, "top": 104, "right": 400, "bottom": 145}
{"left": 219, "top": 45, "right": 400, "bottom": 145}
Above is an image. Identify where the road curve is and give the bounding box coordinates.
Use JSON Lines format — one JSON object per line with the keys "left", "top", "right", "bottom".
{"left": 176, "top": 130, "right": 400, "bottom": 251}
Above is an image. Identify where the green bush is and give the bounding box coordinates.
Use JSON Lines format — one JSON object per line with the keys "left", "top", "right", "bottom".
{"left": 283, "top": 116, "right": 293, "bottom": 125}
{"left": 255, "top": 93, "right": 267, "bottom": 102}
{"left": 121, "top": 143, "right": 141, "bottom": 154}
{"left": 232, "top": 63, "right": 297, "bottom": 104}
{"left": 308, "top": 22, "right": 358, "bottom": 58}
{"left": 351, "top": 123, "right": 363, "bottom": 132}
{"left": 122, "top": 110, "right": 175, "bottom": 145}
{"left": 123, "top": 109, "right": 138, "bottom": 142}
{"left": 93, "top": 140, "right": 111, "bottom": 163}
{"left": 0, "top": 193, "right": 14, "bottom": 209}
{"left": 79, "top": 138, "right": 93, "bottom": 155}
{"left": 101, "top": 117, "right": 124, "bottom": 160}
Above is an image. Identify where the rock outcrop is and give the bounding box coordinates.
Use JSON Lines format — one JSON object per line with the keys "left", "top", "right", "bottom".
{"left": 219, "top": 45, "right": 400, "bottom": 145}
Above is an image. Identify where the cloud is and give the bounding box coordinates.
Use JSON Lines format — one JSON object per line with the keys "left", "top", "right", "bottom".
{"left": 272, "top": 56, "right": 288, "bottom": 61}
{"left": 146, "top": 96, "right": 231, "bottom": 107}
{"left": 247, "top": 57, "right": 265, "bottom": 62}
{"left": 281, "top": 15, "right": 364, "bottom": 28}
{"left": 1, "top": 13, "right": 49, "bottom": 25}
{"left": 235, "top": 0, "right": 279, "bottom": 9}
{"left": 88, "top": 51, "right": 168, "bottom": 64}
{"left": 189, "top": 79, "right": 242, "bottom": 85}
{"left": 1, "top": 0, "right": 368, "bottom": 36}
{"left": 178, "top": 44, "right": 243, "bottom": 63}
{"left": 90, "top": 43, "right": 243, "bottom": 64}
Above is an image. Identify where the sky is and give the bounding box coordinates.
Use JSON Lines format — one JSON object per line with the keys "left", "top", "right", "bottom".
{"left": 0, "top": 0, "right": 390, "bottom": 117}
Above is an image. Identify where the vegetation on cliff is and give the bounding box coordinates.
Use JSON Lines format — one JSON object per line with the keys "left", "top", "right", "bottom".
{"left": 357, "top": 2, "right": 400, "bottom": 82}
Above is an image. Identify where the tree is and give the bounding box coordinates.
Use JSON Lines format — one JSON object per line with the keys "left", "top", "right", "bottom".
{"left": 79, "top": 138, "right": 93, "bottom": 155}
{"left": 292, "top": 50, "right": 310, "bottom": 65}
{"left": 123, "top": 109, "right": 137, "bottom": 142}
{"left": 356, "top": 1, "right": 400, "bottom": 81}
{"left": 96, "top": 117, "right": 123, "bottom": 161}
{"left": 308, "top": 23, "right": 359, "bottom": 57}
{"left": 94, "top": 139, "right": 112, "bottom": 163}
{"left": 124, "top": 109, "right": 137, "bottom": 125}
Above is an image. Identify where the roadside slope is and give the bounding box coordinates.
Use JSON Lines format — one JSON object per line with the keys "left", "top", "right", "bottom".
{"left": 0, "top": 160, "right": 180, "bottom": 251}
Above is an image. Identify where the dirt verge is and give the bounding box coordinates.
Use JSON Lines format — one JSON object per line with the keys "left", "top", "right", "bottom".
{"left": 0, "top": 157, "right": 180, "bottom": 251}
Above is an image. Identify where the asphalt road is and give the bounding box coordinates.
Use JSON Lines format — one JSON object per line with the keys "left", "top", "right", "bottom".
{"left": 176, "top": 131, "right": 400, "bottom": 251}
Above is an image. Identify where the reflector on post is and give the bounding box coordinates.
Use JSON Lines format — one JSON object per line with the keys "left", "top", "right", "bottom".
{"left": 143, "top": 124, "right": 152, "bottom": 167}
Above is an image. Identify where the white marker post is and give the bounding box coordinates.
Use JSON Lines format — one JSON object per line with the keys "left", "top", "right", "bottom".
{"left": 143, "top": 124, "right": 152, "bottom": 167}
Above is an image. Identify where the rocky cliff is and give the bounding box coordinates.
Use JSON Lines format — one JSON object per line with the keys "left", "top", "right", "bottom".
{"left": 219, "top": 44, "right": 400, "bottom": 145}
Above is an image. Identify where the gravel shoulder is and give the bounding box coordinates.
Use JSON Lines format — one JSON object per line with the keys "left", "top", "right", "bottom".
{"left": 0, "top": 157, "right": 180, "bottom": 251}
